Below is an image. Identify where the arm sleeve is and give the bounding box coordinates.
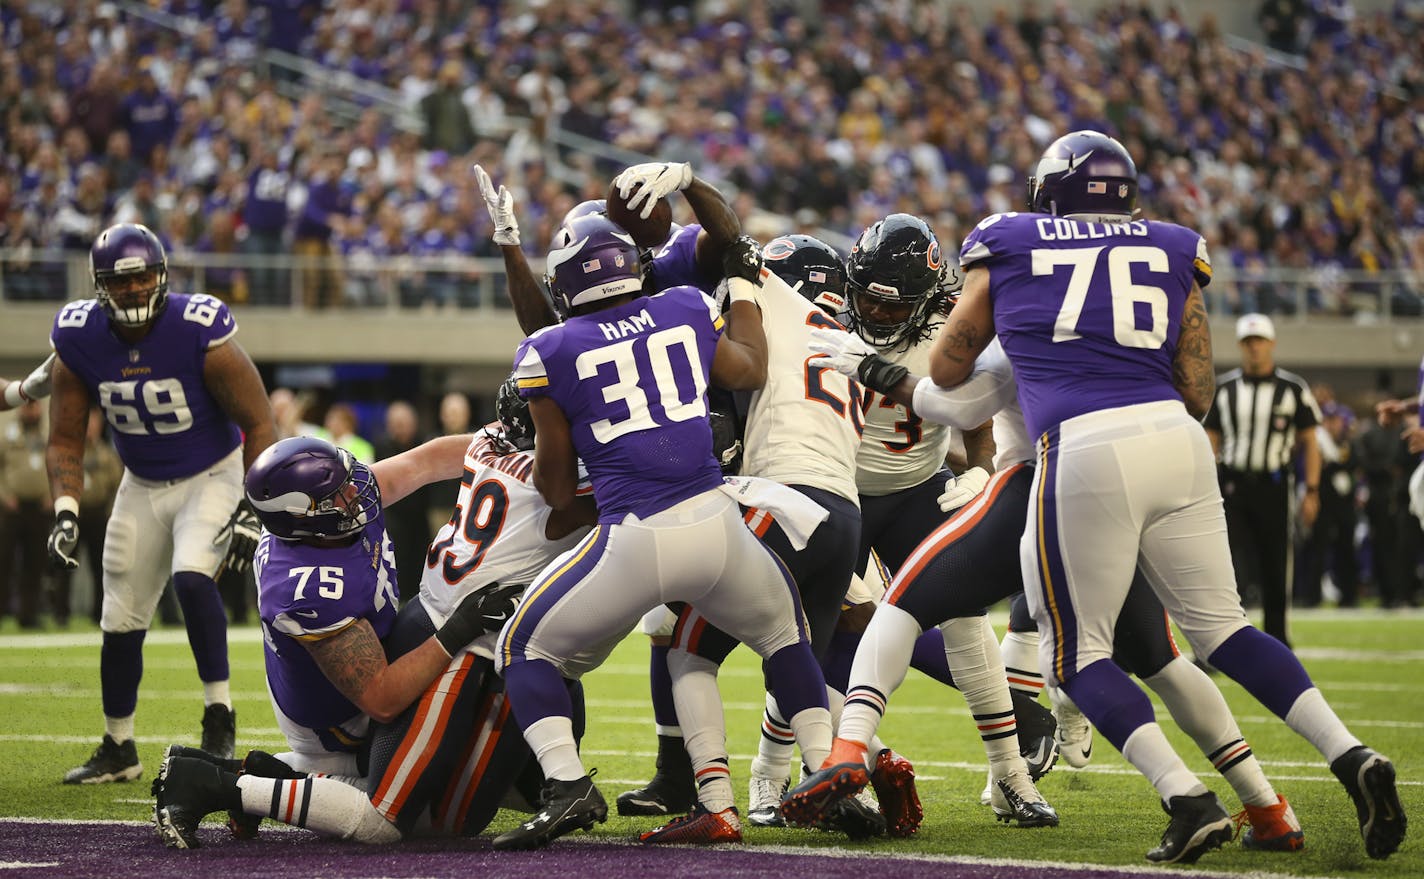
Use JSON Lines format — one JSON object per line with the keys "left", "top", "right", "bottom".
{"left": 910, "top": 339, "right": 1016, "bottom": 430}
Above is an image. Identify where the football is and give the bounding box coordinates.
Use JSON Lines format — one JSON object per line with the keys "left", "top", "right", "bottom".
{"left": 606, "top": 183, "right": 673, "bottom": 249}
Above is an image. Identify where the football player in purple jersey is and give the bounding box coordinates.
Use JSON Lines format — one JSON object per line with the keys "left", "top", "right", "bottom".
{"left": 46, "top": 223, "right": 277, "bottom": 785}
{"left": 490, "top": 213, "right": 835, "bottom": 850}
{"left": 921, "top": 130, "right": 1404, "bottom": 863}
{"left": 151, "top": 433, "right": 532, "bottom": 848}
{"left": 0, "top": 353, "right": 56, "bottom": 411}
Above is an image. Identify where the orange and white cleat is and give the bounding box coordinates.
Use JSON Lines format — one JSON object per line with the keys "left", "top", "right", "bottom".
{"left": 1237, "top": 794, "right": 1305, "bottom": 851}
{"left": 639, "top": 805, "right": 743, "bottom": 845}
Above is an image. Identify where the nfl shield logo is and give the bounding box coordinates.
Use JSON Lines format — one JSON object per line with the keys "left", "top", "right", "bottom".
{"left": 614, "top": 253, "right": 625, "bottom": 268}
{"left": 581, "top": 258, "right": 601, "bottom": 273}
{"left": 129, "top": 350, "right": 140, "bottom": 363}
{"left": 1118, "top": 184, "right": 1130, "bottom": 198}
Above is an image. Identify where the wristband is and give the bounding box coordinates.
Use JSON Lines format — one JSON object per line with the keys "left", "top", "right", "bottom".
{"left": 54, "top": 495, "right": 80, "bottom": 518}
{"left": 857, "top": 354, "right": 910, "bottom": 396}
{"left": 3, "top": 381, "right": 25, "bottom": 408}
{"left": 727, "top": 276, "right": 760, "bottom": 306}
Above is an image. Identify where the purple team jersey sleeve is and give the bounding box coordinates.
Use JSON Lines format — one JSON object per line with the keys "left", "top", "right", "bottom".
{"left": 961, "top": 212, "right": 1211, "bottom": 438}
{"left": 649, "top": 223, "right": 720, "bottom": 293}
{"left": 50, "top": 293, "right": 242, "bottom": 480}
{"left": 256, "top": 513, "right": 399, "bottom": 731}
{"left": 513, "top": 285, "right": 726, "bottom": 522}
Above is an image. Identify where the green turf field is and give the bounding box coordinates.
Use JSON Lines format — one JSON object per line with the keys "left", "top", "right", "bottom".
{"left": 1, "top": 609, "right": 1418, "bottom": 876}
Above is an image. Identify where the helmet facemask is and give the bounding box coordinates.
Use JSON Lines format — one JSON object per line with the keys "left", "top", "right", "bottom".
{"left": 95, "top": 261, "right": 169, "bottom": 327}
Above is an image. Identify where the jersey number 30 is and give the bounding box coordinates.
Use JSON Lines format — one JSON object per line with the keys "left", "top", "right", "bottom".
{"left": 575, "top": 326, "right": 707, "bottom": 444}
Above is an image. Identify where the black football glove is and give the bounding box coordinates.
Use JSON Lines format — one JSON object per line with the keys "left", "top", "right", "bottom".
{"left": 48, "top": 510, "right": 80, "bottom": 571}
{"left": 435, "top": 581, "right": 525, "bottom": 656}
{"left": 216, "top": 498, "right": 261, "bottom": 575}
{"left": 722, "top": 234, "right": 765, "bottom": 286}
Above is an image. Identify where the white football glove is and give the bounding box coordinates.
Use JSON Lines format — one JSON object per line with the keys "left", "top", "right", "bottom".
{"left": 473, "top": 164, "right": 520, "bottom": 246}
{"left": 937, "top": 466, "right": 990, "bottom": 512}
{"left": 808, "top": 327, "right": 878, "bottom": 378}
{"left": 613, "top": 162, "right": 693, "bottom": 219}
{"left": 3, "top": 353, "right": 55, "bottom": 408}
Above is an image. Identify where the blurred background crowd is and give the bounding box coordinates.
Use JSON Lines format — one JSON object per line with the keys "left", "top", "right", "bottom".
{"left": 3, "top": 0, "right": 1424, "bottom": 626}
{"left": 1, "top": 0, "right": 1422, "bottom": 313}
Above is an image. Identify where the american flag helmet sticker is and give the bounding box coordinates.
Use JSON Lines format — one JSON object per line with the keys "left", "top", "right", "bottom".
{"left": 1087, "top": 181, "right": 1106, "bottom": 194}
{"left": 582, "top": 258, "right": 601, "bottom": 272}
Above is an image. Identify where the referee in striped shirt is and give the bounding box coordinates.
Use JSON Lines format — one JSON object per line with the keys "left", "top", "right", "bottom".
{"left": 1203, "top": 313, "right": 1322, "bottom": 647}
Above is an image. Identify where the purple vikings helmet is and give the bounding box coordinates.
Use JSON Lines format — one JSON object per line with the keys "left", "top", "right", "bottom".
{"left": 545, "top": 213, "right": 645, "bottom": 314}
{"left": 495, "top": 373, "right": 535, "bottom": 451}
{"left": 762, "top": 234, "right": 847, "bottom": 316}
{"left": 561, "top": 198, "right": 608, "bottom": 225}
{"left": 1027, "top": 130, "right": 1138, "bottom": 221}
{"left": 245, "top": 437, "right": 381, "bottom": 540}
{"left": 90, "top": 223, "right": 169, "bottom": 326}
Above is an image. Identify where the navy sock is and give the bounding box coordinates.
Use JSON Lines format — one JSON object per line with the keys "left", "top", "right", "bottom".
{"left": 504, "top": 659, "right": 573, "bottom": 730}
{"left": 1060, "top": 658, "right": 1155, "bottom": 752}
{"left": 101, "top": 630, "right": 147, "bottom": 718}
{"left": 648, "top": 644, "right": 679, "bottom": 729}
{"left": 909, "top": 627, "right": 958, "bottom": 688}
{"left": 1208, "top": 626, "right": 1314, "bottom": 718}
{"left": 819, "top": 630, "right": 860, "bottom": 694}
{"left": 765, "top": 642, "right": 829, "bottom": 719}
{"left": 172, "top": 571, "right": 229, "bottom": 682}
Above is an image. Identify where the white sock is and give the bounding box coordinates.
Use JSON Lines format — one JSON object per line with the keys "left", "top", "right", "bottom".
{"left": 237, "top": 775, "right": 401, "bottom": 842}
{"left": 668, "top": 649, "right": 733, "bottom": 812}
{"left": 203, "top": 680, "right": 231, "bottom": 708}
{"left": 1000, "top": 630, "right": 1044, "bottom": 697}
{"left": 1122, "top": 723, "right": 1208, "bottom": 802}
{"left": 521, "top": 715, "right": 585, "bottom": 782}
{"left": 838, "top": 603, "right": 920, "bottom": 746}
{"left": 105, "top": 714, "right": 135, "bottom": 744}
{"left": 1145, "top": 657, "right": 1276, "bottom": 808}
{"left": 1283, "top": 687, "right": 1362, "bottom": 764}
{"left": 750, "top": 692, "right": 794, "bottom": 781}
{"left": 943, "top": 616, "right": 1021, "bottom": 777}
{"left": 789, "top": 706, "right": 832, "bottom": 771}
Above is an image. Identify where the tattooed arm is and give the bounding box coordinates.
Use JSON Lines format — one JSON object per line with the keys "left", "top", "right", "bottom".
{"left": 45, "top": 356, "right": 91, "bottom": 505}
{"left": 303, "top": 619, "right": 453, "bottom": 724}
{"left": 929, "top": 265, "right": 994, "bottom": 388}
{"left": 1172, "top": 284, "right": 1215, "bottom": 420}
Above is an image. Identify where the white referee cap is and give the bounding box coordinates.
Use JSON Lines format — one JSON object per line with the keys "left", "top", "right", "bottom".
{"left": 1235, "top": 313, "right": 1275, "bottom": 341}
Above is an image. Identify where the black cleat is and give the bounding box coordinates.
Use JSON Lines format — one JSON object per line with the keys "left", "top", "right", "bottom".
{"left": 1011, "top": 690, "right": 1059, "bottom": 781}
{"left": 492, "top": 774, "right": 608, "bottom": 850}
{"left": 816, "top": 790, "right": 887, "bottom": 840}
{"left": 63, "top": 735, "right": 142, "bottom": 785}
{"left": 1330, "top": 745, "right": 1406, "bottom": 859}
{"left": 199, "top": 704, "right": 236, "bottom": 761}
{"left": 153, "top": 755, "right": 230, "bottom": 849}
{"left": 1146, "top": 792, "right": 1233, "bottom": 864}
{"left": 616, "top": 772, "right": 694, "bottom": 817}
{"left": 163, "top": 744, "right": 242, "bottom": 773}
{"left": 780, "top": 761, "right": 869, "bottom": 828}
{"left": 240, "top": 749, "right": 305, "bottom": 780}
{"left": 990, "top": 769, "right": 1059, "bottom": 828}
{"left": 160, "top": 744, "right": 258, "bottom": 839}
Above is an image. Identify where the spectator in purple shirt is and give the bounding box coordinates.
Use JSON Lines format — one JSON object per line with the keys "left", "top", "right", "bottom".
{"left": 120, "top": 67, "right": 179, "bottom": 162}
{"left": 293, "top": 151, "right": 349, "bottom": 309}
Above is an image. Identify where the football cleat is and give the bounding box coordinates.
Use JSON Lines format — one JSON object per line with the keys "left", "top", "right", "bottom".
{"left": 980, "top": 771, "right": 993, "bottom": 807}
{"left": 616, "top": 772, "right": 694, "bottom": 817}
{"left": 199, "top": 704, "right": 236, "bottom": 761}
{"left": 240, "top": 749, "right": 305, "bottom": 780}
{"left": 639, "top": 804, "right": 742, "bottom": 845}
{"left": 1049, "top": 686, "right": 1093, "bottom": 769}
{"left": 162, "top": 744, "right": 242, "bottom": 773}
{"left": 1011, "top": 690, "right": 1059, "bottom": 780}
{"left": 152, "top": 754, "right": 229, "bottom": 850}
{"left": 990, "top": 769, "right": 1059, "bottom": 828}
{"left": 816, "top": 788, "right": 886, "bottom": 840}
{"left": 747, "top": 774, "right": 789, "bottom": 827}
{"left": 1146, "top": 792, "right": 1233, "bottom": 864}
{"left": 63, "top": 735, "right": 142, "bottom": 785}
{"left": 1235, "top": 794, "right": 1305, "bottom": 852}
{"left": 780, "top": 755, "right": 869, "bottom": 828}
{"left": 1330, "top": 745, "right": 1406, "bottom": 859}
{"left": 160, "top": 744, "right": 259, "bottom": 839}
{"left": 870, "top": 749, "right": 923, "bottom": 838}
{"left": 491, "top": 774, "right": 608, "bottom": 851}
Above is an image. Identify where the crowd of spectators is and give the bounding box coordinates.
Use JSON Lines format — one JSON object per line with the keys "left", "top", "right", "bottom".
{"left": 1, "top": 0, "right": 1421, "bottom": 315}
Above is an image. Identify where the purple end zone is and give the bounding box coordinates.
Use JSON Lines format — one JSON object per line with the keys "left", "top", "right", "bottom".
{"left": 0, "top": 819, "right": 1159, "bottom": 879}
